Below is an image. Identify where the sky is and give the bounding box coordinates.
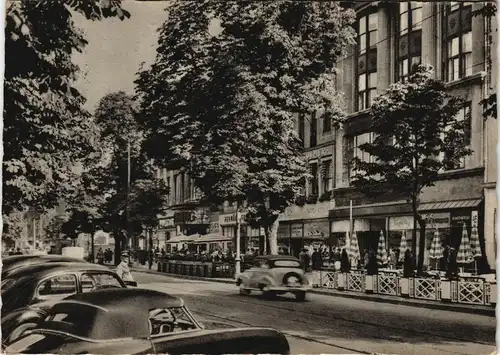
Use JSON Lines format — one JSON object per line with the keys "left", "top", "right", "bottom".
{"left": 72, "top": 1, "right": 168, "bottom": 112}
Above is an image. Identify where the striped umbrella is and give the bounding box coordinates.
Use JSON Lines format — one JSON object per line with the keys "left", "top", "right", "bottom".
{"left": 376, "top": 230, "right": 388, "bottom": 266}
{"left": 457, "top": 223, "right": 473, "bottom": 264}
{"left": 429, "top": 230, "right": 444, "bottom": 260}
{"left": 345, "top": 231, "right": 351, "bottom": 255}
{"left": 350, "top": 231, "right": 361, "bottom": 262}
{"left": 398, "top": 231, "right": 408, "bottom": 262}
{"left": 470, "top": 225, "right": 482, "bottom": 258}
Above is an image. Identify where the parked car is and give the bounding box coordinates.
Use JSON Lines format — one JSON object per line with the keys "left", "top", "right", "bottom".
{"left": 1, "top": 254, "right": 87, "bottom": 280}
{"left": 3, "top": 288, "right": 290, "bottom": 354}
{"left": 236, "top": 255, "right": 310, "bottom": 301}
{"left": 1, "top": 262, "right": 126, "bottom": 344}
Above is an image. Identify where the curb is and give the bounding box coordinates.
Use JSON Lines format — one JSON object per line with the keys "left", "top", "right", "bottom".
{"left": 131, "top": 268, "right": 495, "bottom": 317}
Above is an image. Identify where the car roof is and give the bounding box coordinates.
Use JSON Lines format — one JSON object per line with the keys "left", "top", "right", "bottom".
{"left": 44, "top": 288, "right": 184, "bottom": 340}
{"left": 254, "top": 255, "right": 300, "bottom": 261}
{"left": 2, "top": 255, "right": 87, "bottom": 275}
{"left": 3, "top": 262, "right": 109, "bottom": 280}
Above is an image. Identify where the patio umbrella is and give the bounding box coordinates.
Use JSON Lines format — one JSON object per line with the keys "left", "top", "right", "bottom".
{"left": 376, "top": 230, "right": 388, "bottom": 266}
{"left": 349, "top": 231, "right": 361, "bottom": 264}
{"left": 428, "top": 229, "right": 444, "bottom": 270}
{"left": 398, "top": 231, "right": 408, "bottom": 262}
{"left": 345, "top": 231, "right": 351, "bottom": 253}
{"left": 469, "top": 224, "right": 482, "bottom": 274}
{"left": 457, "top": 223, "right": 473, "bottom": 265}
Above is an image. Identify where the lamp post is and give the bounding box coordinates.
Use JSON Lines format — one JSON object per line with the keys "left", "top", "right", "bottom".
{"left": 263, "top": 198, "right": 270, "bottom": 255}
{"left": 235, "top": 209, "right": 242, "bottom": 277}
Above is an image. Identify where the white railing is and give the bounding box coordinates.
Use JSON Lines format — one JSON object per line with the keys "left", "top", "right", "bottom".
{"left": 457, "top": 279, "right": 485, "bottom": 305}
{"left": 413, "top": 278, "right": 438, "bottom": 300}
{"left": 378, "top": 273, "right": 398, "bottom": 296}
{"left": 321, "top": 271, "right": 338, "bottom": 289}
{"left": 347, "top": 272, "right": 365, "bottom": 292}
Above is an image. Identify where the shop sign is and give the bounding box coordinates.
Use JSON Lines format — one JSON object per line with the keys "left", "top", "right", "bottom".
{"left": 303, "top": 220, "right": 329, "bottom": 239}
{"left": 247, "top": 227, "right": 265, "bottom": 237}
{"left": 209, "top": 222, "right": 220, "bottom": 234}
{"left": 389, "top": 216, "right": 414, "bottom": 230}
{"left": 450, "top": 210, "right": 471, "bottom": 228}
{"left": 159, "top": 217, "right": 175, "bottom": 228}
{"left": 278, "top": 224, "right": 289, "bottom": 239}
{"left": 281, "top": 201, "right": 330, "bottom": 221}
{"left": 291, "top": 223, "right": 303, "bottom": 238}
{"left": 422, "top": 212, "right": 450, "bottom": 229}
{"left": 471, "top": 210, "right": 478, "bottom": 228}
{"left": 219, "top": 212, "right": 248, "bottom": 226}
{"left": 305, "top": 145, "right": 333, "bottom": 160}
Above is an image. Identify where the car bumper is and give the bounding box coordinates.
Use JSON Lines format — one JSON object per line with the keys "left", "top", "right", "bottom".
{"left": 264, "top": 285, "right": 310, "bottom": 292}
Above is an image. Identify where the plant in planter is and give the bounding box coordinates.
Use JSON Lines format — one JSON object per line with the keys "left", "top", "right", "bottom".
{"left": 295, "top": 195, "right": 307, "bottom": 206}
{"left": 306, "top": 194, "right": 318, "bottom": 204}
{"left": 318, "top": 191, "right": 332, "bottom": 202}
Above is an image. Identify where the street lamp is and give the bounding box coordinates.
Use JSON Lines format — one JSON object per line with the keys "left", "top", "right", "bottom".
{"left": 234, "top": 209, "right": 242, "bottom": 277}
{"left": 264, "top": 198, "right": 270, "bottom": 255}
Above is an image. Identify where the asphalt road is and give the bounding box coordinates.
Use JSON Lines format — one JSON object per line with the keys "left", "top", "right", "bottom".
{"left": 133, "top": 271, "right": 496, "bottom": 355}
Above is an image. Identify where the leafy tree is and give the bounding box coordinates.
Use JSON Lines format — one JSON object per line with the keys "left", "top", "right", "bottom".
{"left": 352, "top": 65, "right": 472, "bottom": 273}
{"left": 2, "top": 212, "right": 26, "bottom": 249}
{"left": 136, "top": 1, "right": 355, "bottom": 254}
{"left": 92, "top": 91, "right": 168, "bottom": 263}
{"left": 3, "top": 0, "right": 130, "bottom": 216}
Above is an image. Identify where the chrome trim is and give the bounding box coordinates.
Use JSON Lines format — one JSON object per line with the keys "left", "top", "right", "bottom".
{"left": 31, "top": 328, "right": 136, "bottom": 344}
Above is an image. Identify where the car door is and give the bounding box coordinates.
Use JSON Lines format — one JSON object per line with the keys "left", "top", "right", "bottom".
{"left": 249, "top": 260, "right": 270, "bottom": 288}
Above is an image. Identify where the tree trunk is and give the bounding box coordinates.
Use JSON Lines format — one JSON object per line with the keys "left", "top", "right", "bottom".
{"left": 266, "top": 218, "right": 279, "bottom": 255}
{"left": 417, "top": 217, "right": 426, "bottom": 274}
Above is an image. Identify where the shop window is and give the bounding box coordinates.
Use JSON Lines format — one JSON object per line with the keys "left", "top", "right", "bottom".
{"left": 440, "top": 103, "right": 471, "bottom": 170}
{"left": 357, "top": 12, "right": 378, "bottom": 111}
{"left": 443, "top": 2, "right": 473, "bottom": 82}
{"left": 310, "top": 112, "right": 317, "bottom": 147}
{"left": 397, "top": 2, "right": 422, "bottom": 81}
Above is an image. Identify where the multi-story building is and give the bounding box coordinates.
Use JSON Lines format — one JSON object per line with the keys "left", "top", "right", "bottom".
{"left": 281, "top": 1, "right": 495, "bottom": 269}
{"left": 154, "top": 1, "right": 496, "bottom": 268}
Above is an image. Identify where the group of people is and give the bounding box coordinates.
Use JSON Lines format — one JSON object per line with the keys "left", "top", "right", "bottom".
{"left": 95, "top": 248, "right": 114, "bottom": 265}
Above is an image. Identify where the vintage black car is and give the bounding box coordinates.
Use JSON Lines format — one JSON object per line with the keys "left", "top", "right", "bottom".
{"left": 4, "top": 288, "right": 290, "bottom": 355}
{"left": 1, "top": 254, "right": 86, "bottom": 281}
{"left": 1, "top": 262, "right": 126, "bottom": 344}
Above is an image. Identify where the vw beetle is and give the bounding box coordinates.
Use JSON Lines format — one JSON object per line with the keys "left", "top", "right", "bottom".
{"left": 236, "top": 255, "right": 310, "bottom": 301}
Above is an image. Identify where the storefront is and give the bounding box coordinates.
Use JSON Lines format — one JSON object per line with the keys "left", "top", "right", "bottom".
{"left": 174, "top": 207, "right": 210, "bottom": 236}
{"left": 219, "top": 212, "right": 247, "bottom": 252}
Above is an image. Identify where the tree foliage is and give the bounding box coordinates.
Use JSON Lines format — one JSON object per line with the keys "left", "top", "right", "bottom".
{"left": 136, "top": 1, "right": 355, "bottom": 254}
{"left": 352, "top": 65, "right": 472, "bottom": 272}
{"left": 2, "top": 212, "right": 26, "bottom": 248}
{"left": 3, "top": 0, "right": 130, "bottom": 216}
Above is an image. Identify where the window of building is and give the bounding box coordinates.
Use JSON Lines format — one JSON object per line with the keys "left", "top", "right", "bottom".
{"left": 398, "top": 2, "right": 422, "bottom": 81}
{"left": 173, "top": 174, "right": 178, "bottom": 203}
{"left": 321, "top": 159, "right": 332, "bottom": 193}
{"left": 310, "top": 112, "right": 317, "bottom": 147}
{"left": 443, "top": 2, "right": 473, "bottom": 81}
{"left": 308, "top": 162, "right": 319, "bottom": 196}
{"left": 442, "top": 103, "right": 471, "bottom": 170}
{"left": 344, "top": 133, "right": 374, "bottom": 182}
{"left": 357, "top": 12, "right": 378, "bottom": 111}
{"left": 298, "top": 113, "right": 305, "bottom": 143}
{"left": 166, "top": 176, "right": 171, "bottom": 205}
{"left": 323, "top": 115, "right": 332, "bottom": 134}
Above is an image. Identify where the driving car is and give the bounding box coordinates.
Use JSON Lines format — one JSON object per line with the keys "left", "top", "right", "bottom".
{"left": 1, "top": 254, "right": 87, "bottom": 280}
{"left": 3, "top": 288, "right": 291, "bottom": 354}
{"left": 1, "top": 262, "right": 127, "bottom": 344}
{"left": 236, "top": 255, "right": 310, "bottom": 301}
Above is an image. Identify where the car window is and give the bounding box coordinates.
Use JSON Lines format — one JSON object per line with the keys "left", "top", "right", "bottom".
{"left": 4, "top": 333, "right": 72, "bottom": 354}
{"left": 81, "top": 273, "right": 123, "bottom": 292}
{"left": 37, "top": 274, "right": 77, "bottom": 297}
{"left": 149, "top": 307, "right": 198, "bottom": 336}
{"left": 273, "top": 260, "right": 301, "bottom": 268}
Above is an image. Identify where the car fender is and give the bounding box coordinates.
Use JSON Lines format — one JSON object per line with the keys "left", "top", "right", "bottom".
{"left": 236, "top": 272, "right": 250, "bottom": 286}
{"left": 256, "top": 274, "right": 276, "bottom": 287}
{"left": 1, "top": 307, "right": 47, "bottom": 338}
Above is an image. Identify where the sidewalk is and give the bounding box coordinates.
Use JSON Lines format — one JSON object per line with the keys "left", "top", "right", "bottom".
{"left": 129, "top": 263, "right": 495, "bottom": 317}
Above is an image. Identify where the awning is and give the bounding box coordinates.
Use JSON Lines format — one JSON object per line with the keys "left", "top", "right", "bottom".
{"left": 166, "top": 234, "right": 200, "bottom": 244}
{"left": 193, "top": 233, "right": 232, "bottom": 244}
{"left": 330, "top": 198, "right": 483, "bottom": 219}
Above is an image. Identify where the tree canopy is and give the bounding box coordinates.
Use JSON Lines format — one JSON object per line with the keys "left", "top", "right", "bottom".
{"left": 3, "top": 0, "right": 130, "bottom": 217}
{"left": 352, "top": 65, "right": 472, "bottom": 272}
{"left": 136, "top": 1, "right": 356, "bottom": 254}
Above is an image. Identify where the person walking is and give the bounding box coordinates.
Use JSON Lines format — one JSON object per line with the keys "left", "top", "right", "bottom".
{"left": 97, "top": 248, "right": 104, "bottom": 265}
{"left": 148, "top": 249, "right": 154, "bottom": 270}
{"left": 340, "top": 248, "right": 351, "bottom": 273}
{"left": 311, "top": 248, "right": 323, "bottom": 288}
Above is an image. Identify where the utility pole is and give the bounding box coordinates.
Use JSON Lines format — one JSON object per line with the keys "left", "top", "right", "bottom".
{"left": 235, "top": 208, "right": 241, "bottom": 277}
{"left": 127, "top": 140, "right": 132, "bottom": 264}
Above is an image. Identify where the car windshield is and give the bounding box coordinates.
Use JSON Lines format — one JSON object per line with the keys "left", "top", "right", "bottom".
{"left": 273, "top": 260, "right": 301, "bottom": 268}
{"left": 149, "top": 306, "right": 200, "bottom": 336}
{"left": 81, "top": 273, "right": 123, "bottom": 292}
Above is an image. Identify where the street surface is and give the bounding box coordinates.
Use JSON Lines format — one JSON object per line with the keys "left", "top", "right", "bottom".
{"left": 133, "top": 271, "right": 496, "bottom": 355}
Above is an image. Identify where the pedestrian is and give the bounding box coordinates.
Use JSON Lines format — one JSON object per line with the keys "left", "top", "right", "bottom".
{"left": 97, "top": 248, "right": 104, "bottom": 265}
{"left": 298, "top": 249, "right": 306, "bottom": 272}
{"left": 403, "top": 249, "right": 415, "bottom": 278}
{"left": 366, "top": 250, "right": 378, "bottom": 276}
{"left": 116, "top": 251, "right": 135, "bottom": 283}
{"left": 148, "top": 249, "right": 154, "bottom": 270}
{"left": 363, "top": 249, "right": 370, "bottom": 269}
{"left": 388, "top": 249, "right": 396, "bottom": 269}
{"left": 446, "top": 247, "right": 458, "bottom": 280}
{"left": 311, "top": 248, "right": 323, "bottom": 288}
{"left": 340, "top": 248, "right": 351, "bottom": 273}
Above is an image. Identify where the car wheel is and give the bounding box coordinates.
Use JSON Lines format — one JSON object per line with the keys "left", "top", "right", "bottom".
{"left": 294, "top": 291, "right": 306, "bottom": 302}
{"left": 239, "top": 285, "right": 251, "bottom": 295}
{"left": 6, "top": 322, "right": 38, "bottom": 344}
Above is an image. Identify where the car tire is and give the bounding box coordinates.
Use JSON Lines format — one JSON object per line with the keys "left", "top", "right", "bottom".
{"left": 239, "top": 286, "right": 251, "bottom": 296}
{"left": 294, "top": 291, "right": 306, "bottom": 302}
{"left": 6, "top": 322, "right": 38, "bottom": 344}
